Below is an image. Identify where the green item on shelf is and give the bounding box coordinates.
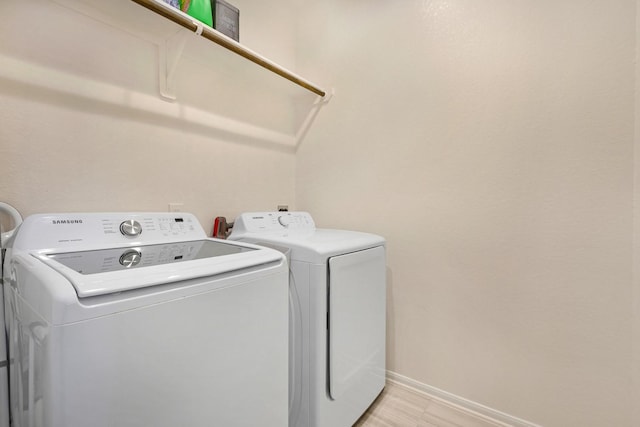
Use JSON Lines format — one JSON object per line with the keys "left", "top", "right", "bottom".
{"left": 180, "top": 0, "right": 213, "bottom": 27}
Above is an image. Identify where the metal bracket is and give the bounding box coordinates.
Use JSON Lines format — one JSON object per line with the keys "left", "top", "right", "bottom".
{"left": 158, "top": 29, "right": 191, "bottom": 100}
{"left": 319, "top": 88, "right": 335, "bottom": 105}
{"left": 295, "top": 88, "right": 335, "bottom": 148}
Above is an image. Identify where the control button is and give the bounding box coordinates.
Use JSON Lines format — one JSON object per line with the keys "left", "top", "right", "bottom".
{"left": 120, "top": 220, "right": 142, "bottom": 237}
{"left": 119, "top": 249, "right": 142, "bottom": 268}
{"left": 278, "top": 215, "right": 292, "bottom": 227}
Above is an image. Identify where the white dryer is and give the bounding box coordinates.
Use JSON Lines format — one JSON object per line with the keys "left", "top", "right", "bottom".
{"left": 2, "top": 212, "right": 289, "bottom": 427}
{"left": 229, "top": 211, "right": 386, "bottom": 427}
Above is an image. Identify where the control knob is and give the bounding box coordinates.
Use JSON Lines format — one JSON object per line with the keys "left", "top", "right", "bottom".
{"left": 120, "top": 220, "right": 142, "bottom": 237}
{"left": 119, "top": 249, "right": 142, "bottom": 268}
{"left": 278, "top": 215, "right": 292, "bottom": 227}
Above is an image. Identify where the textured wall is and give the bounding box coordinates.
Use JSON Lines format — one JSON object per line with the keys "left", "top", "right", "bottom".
{"left": 295, "top": 1, "right": 635, "bottom": 426}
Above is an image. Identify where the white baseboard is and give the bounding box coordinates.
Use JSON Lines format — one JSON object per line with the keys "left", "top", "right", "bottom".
{"left": 386, "top": 371, "right": 542, "bottom": 427}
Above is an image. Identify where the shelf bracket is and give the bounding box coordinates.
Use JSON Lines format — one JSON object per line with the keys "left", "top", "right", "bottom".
{"left": 295, "top": 88, "right": 335, "bottom": 149}
{"left": 158, "top": 29, "right": 190, "bottom": 100}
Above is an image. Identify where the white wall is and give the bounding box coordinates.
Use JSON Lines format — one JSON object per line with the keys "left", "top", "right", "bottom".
{"left": 296, "top": 1, "right": 635, "bottom": 426}
{"left": 0, "top": 0, "right": 302, "bottom": 231}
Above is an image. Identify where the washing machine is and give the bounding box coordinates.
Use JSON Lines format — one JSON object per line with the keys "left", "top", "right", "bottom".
{"left": 229, "top": 211, "right": 386, "bottom": 427}
{"left": 2, "top": 212, "right": 289, "bottom": 427}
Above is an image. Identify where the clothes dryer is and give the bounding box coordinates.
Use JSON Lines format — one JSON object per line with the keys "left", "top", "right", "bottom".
{"left": 229, "top": 211, "right": 386, "bottom": 427}
{"left": 3, "top": 212, "right": 289, "bottom": 427}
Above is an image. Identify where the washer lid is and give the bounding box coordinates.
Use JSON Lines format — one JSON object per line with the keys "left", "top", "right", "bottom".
{"left": 34, "top": 239, "right": 281, "bottom": 298}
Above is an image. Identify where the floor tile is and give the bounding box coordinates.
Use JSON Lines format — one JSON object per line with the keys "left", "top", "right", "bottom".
{"left": 355, "top": 381, "right": 510, "bottom": 427}
{"left": 356, "top": 383, "right": 428, "bottom": 427}
{"left": 423, "top": 400, "right": 503, "bottom": 427}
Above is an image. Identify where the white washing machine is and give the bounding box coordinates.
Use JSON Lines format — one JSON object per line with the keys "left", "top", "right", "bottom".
{"left": 229, "top": 211, "right": 386, "bottom": 427}
{"left": 2, "top": 212, "right": 289, "bottom": 427}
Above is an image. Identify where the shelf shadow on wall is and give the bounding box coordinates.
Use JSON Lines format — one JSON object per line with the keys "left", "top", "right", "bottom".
{"left": 0, "top": 75, "right": 307, "bottom": 154}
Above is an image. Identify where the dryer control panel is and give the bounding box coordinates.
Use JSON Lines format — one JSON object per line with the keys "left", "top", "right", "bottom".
{"left": 232, "top": 212, "right": 315, "bottom": 233}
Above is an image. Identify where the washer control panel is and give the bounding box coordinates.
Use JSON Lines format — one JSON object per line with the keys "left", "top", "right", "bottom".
{"left": 100, "top": 215, "right": 199, "bottom": 240}
{"left": 13, "top": 213, "right": 207, "bottom": 251}
{"left": 233, "top": 212, "right": 315, "bottom": 233}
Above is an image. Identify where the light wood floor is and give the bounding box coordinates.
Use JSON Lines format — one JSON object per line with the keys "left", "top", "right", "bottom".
{"left": 354, "top": 381, "right": 511, "bottom": 427}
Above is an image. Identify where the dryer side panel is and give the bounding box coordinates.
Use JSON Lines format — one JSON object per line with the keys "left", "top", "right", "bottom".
{"left": 328, "top": 246, "right": 386, "bottom": 404}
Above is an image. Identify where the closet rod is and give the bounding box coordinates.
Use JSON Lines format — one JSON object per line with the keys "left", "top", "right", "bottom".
{"left": 131, "top": 0, "right": 327, "bottom": 97}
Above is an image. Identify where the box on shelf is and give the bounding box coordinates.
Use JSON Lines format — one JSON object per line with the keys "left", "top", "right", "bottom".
{"left": 212, "top": 0, "right": 239, "bottom": 42}
{"left": 160, "top": 0, "right": 180, "bottom": 8}
{"left": 161, "top": 0, "right": 213, "bottom": 27}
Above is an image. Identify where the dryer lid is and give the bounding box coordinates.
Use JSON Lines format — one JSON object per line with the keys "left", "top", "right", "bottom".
{"left": 229, "top": 211, "right": 385, "bottom": 263}
{"left": 232, "top": 229, "right": 385, "bottom": 263}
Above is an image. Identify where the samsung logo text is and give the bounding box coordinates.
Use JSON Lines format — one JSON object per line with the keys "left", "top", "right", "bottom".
{"left": 52, "top": 220, "right": 83, "bottom": 225}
